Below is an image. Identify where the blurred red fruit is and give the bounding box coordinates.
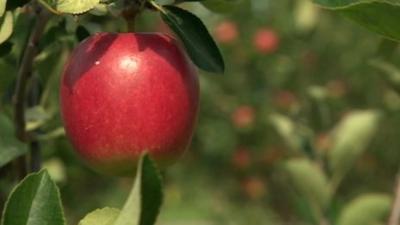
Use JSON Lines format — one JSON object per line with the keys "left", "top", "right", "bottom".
{"left": 231, "top": 147, "right": 251, "bottom": 170}
{"left": 253, "top": 28, "right": 279, "bottom": 54}
{"left": 273, "top": 90, "right": 298, "bottom": 110}
{"left": 231, "top": 105, "right": 255, "bottom": 128}
{"left": 314, "top": 132, "right": 332, "bottom": 153}
{"left": 262, "top": 147, "right": 285, "bottom": 165}
{"left": 355, "top": 153, "right": 378, "bottom": 172}
{"left": 301, "top": 50, "right": 318, "bottom": 70}
{"left": 241, "top": 176, "right": 267, "bottom": 200}
{"left": 214, "top": 20, "right": 238, "bottom": 44}
{"left": 326, "top": 79, "right": 347, "bottom": 98}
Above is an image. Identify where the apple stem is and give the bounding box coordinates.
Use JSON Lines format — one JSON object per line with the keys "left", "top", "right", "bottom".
{"left": 122, "top": 0, "right": 146, "bottom": 32}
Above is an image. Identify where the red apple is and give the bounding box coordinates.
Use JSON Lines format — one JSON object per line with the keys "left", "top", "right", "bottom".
{"left": 61, "top": 33, "right": 199, "bottom": 176}
{"left": 253, "top": 28, "right": 279, "bottom": 54}
{"left": 214, "top": 20, "right": 238, "bottom": 44}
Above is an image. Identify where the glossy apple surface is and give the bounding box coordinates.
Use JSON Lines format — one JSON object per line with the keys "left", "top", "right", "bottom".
{"left": 61, "top": 33, "right": 199, "bottom": 176}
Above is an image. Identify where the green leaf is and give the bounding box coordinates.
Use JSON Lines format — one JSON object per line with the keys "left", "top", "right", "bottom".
{"left": 1, "top": 170, "right": 66, "bottom": 225}
{"left": 284, "top": 158, "right": 331, "bottom": 210}
{"left": 79, "top": 208, "right": 120, "bottom": 225}
{"left": 328, "top": 110, "right": 381, "bottom": 186}
{"left": 114, "top": 154, "right": 163, "bottom": 225}
{"left": 25, "top": 106, "right": 52, "bottom": 131}
{"left": 36, "top": 127, "right": 65, "bottom": 141}
{"left": 313, "top": 0, "right": 400, "bottom": 41}
{"left": 337, "top": 194, "right": 392, "bottom": 225}
{"left": 0, "top": 0, "right": 6, "bottom": 17}
{"left": 160, "top": 5, "right": 225, "bottom": 73}
{"left": 0, "top": 113, "right": 28, "bottom": 168}
{"left": 39, "top": 0, "right": 100, "bottom": 14}
{"left": 269, "top": 114, "right": 311, "bottom": 153}
{"left": 0, "top": 11, "right": 13, "bottom": 44}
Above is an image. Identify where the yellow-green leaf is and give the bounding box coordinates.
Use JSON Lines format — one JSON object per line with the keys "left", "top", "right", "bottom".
{"left": 284, "top": 158, "right": 331, "bottom": 209}
{"left": 0, "top": 11, "right": 13, "bottom": 44}
{"left": 57, "top": 0, "right": 100, "bottom": 14}
{"left": 39, "top": 0, "right": 100, "bottom": 14}
{"left": 337, "top": 194, "right": 392, "bottom": 225}
{"left": 328, "top": 110, "right": 381, "bottom": 185}
{"left": 0, "top": 0, "right": 6, "bottom": 17}
{"left": 79, "top": 208, "right": 120, "bottom": 225}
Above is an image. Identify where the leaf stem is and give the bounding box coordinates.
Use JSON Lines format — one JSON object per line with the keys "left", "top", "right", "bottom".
{"left": 149, "top": 1, "right": 166, "bottom": 14}
{"left": 122, "top": 0, "right": 147, "bottom": 32}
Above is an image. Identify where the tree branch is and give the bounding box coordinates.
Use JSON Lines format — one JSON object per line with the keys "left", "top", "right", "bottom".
{"left": 12, "top": 4, "right": 50, "bottom": 142}
{"left": 388, "top": 172, "right": 400, "bottom": 225}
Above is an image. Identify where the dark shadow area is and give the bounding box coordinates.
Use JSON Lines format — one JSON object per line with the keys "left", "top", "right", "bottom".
{"left": 135, "top": 33, "right": 191, "bottom": 76}
{"left": 63, "top": 33, "right": 117, "bottom": 90}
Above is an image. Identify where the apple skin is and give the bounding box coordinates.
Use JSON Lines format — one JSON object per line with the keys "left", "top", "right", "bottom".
{"left": 60, "top": 33, "right": 199, "bottom": 176}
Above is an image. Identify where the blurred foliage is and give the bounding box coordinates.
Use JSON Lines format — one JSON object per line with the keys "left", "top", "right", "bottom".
{"left": 1, "top": 0, "right": 400, "bottom": 224}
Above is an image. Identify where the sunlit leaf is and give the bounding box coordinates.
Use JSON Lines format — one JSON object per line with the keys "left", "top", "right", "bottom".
{"left": 328, "top": 110, "right": 381, "bottom": 186}
{"left": 284, "top": 158, "right": 331, "bottom": 209}
{"left": 39, "top": 0, "right": 100, "bottom": 14}
{"left": 79, "top": 208, "right": 120, "bottom": 225}
{"left": 0, "top": 0, "right": 6, "bottom": 17}
{"left": 337, "top": 194, "right": 392, "bottom": 225}
{"left": 0, "top": 11, "right": 13, "bottom": 44}
{"left": 25, "top": 106, "right": 51, "bottom": 131}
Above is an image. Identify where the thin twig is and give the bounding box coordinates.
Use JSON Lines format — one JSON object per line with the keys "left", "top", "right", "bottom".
{"left": 388, "top": 172, "right": 400, "bottom": 225}
{"left": 12, "top": 3, "right": 50, "bottom": 179}
{"left": 29, "top": 141, "right": 41, "bottom": 172}
{"left": 12, "top": 3, "right": 50, "bottom": 142}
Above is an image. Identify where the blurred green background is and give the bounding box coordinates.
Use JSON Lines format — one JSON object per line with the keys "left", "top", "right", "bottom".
{"left": 1, "top": 0, "right": 400, "bottom": 224}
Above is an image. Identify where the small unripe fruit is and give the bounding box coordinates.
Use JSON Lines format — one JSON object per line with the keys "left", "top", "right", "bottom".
{"left": 61, "top": 33, "right": 199, "bottom": 176}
